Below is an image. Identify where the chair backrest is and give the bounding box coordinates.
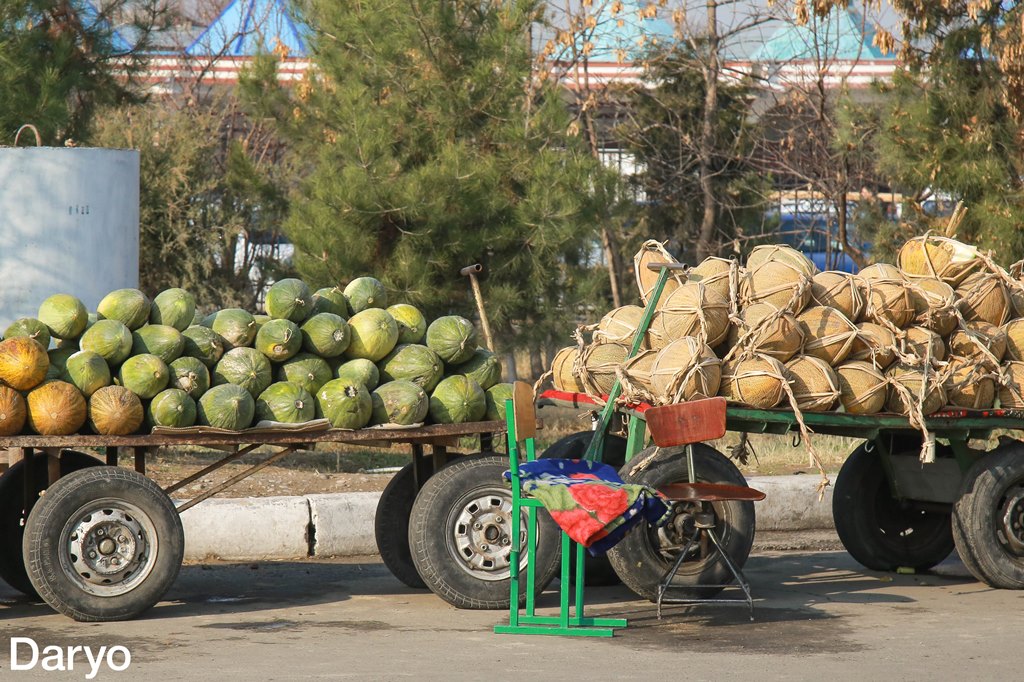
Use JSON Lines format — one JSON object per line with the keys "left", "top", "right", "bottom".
{"left": 511, "top": 381, "right": 537, "bottom": 441}
{"left": 644, "top": 397, "right": 727, "bottom": 448}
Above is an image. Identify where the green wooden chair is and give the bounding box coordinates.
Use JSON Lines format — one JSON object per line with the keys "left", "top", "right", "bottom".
{"left": 493, "top": 382, "right": 627, "bottom": 637}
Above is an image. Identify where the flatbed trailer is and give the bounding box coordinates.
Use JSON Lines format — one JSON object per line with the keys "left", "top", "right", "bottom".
{"left": 540, "top": 389, "right": 1024, "bottom": 598}
{"left": 0, "top": 421, "right": 524, "bottom": 621}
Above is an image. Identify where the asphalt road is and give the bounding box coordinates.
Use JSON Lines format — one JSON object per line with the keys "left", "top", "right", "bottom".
{"left": 0, "top": 549, "right": 1021, "bottom": 681}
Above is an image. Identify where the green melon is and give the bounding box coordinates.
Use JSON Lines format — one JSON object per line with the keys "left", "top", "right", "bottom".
{"left": 61, "top": 350, "right": 112, "bottom": 397}
{"left": 276, "top": 352, "right": 333, "bottom": 395}
{"left": 344, "top": 277, "right": 387, "bottom": 313}
{"left": 265, "top": 278, "right": 312, "bottom": 322}
{"left": 213, "top": 347, "right": 273, "bottom": 398}
{"left": 301, "top": 313, "right": 350, "bottom": 357}
{"left": 253, "top": 314, "right": 271, "bottom": 334}
{"left": 370, "top": 380, "right": 429, "bottom": 426}
{"left": 429, "top": 375, "right": 486, "bottom": 424}
{"left": 316, "top": 379, "right": 372, "bottom": 429}
{"left": 147, "top": 388, "right": 197, "bottom": 428}
{"left": 4, "top": 318, "right": 50, "bottom": 350}
{"left": 169, "top": 356, "right": 210, "bottom": 400}
{"left": 150, "top": 288, "right": 196, "bottom": 331}
{"left": 197, "top": 383, "right": 254, "bottom": 430}
{"left": 311, "top": 287, "right": 349, "bottom": 318}
{"left": 53, "top": 313, "right": 96, "bottom": 350}
{"left": 426, "top": 316, "right": 478, "bottom": 365}
{"left": 378, "top": 344, "right": 443, "bottom": 392}
{"left": 455, "top": 349, "right": 502, "bottom": 389}
{"left": 80, "top": 319, "right": 133, "bottom": 365}
{"left": 190, "top": 309, "right": 204, "bottom": 326}
{"left": 387, "top": 304, "right": 427, "bottom": 345}
{"left": 255, "top": 318, "right": 302, "bottom": 362}
{"left": 344, "top": 309, "right": 398, "bottom": 362}
{"left": 257, "top": 381, "right": 316, "bottom": 424}
{"left": 97, "top": 288, "right": 151, "bottom": 330}
{"left": 334, "top": 358, "right": 379, "bottom": 390}
{"left": 88, "top": 385, "right": 143, "bottom": 435}
{"left": 202, "top": 308, "right": 257, "bottom": 349}
{"left": 38, "top": 294, "right": 88, "bottom": 340}
{"left": 46, "top": 347, "right": 78, "bottom": 381}
{"left": 484, "top": 383, "right": 514, "bottom": 421}
{"left": 182, "top": 325, "right": 225, "bottom": 368}
{"left": 118, "top": 354, "right": 170, "bottom": 399}
{"left": 131, "top": 325, "right": 185, "bottom": 364}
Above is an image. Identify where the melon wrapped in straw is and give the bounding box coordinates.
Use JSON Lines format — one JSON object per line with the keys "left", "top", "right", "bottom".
{"left": 906, "top": 277, "right": 958, "bottom": 337}
{"left": 944, "top": 358, "right": 997, "bottom": 410}
{"left": 1003, "top": 319, "right": 1024, "bottom": 362}
{"left": 785, "top": 355, "right": 839, "bottom": 412}
{"left": 949, "top": 321, "right": 1006, "bottom": 363}
{"left": 902, "top": 326, "right": 946, "bottom": 362}
{"left": 745, "top": 244, "right": 816, "bottom": 278}
{"left": 593, "top": 305, "right": 648, "bottom": 348}
{"left": 550, "top": 346, "right": 584, "bottom": 393}
{"left": 999, "top": 362, "right": 1024, "bottom": 408}
{"left": 634, "top": 240, "right": 684, "bottom": 307}
{"left": 810, "top": 271, "right": 863, "bottom": 322}
{"left": 650, "top": 283, "right": 730, "bottom": 348}
{"left": 956, "top": 270, "right": 1011, "bottom": 327}
{"left": 718, "top": 354, "right": 788, "bottom": 409}
{"left": 886, "top": 363, "right": 947, "bottom": 417}
{"left": 835, "top": 361, "right": 887, "bottom": 414}
{"left": 739, "top": 259, "right": 812, "bottom": 313}
{"left": 649, "top": 338, "right": 721, "bottom": 403}
{"left": 897, "top": 235, "right": 982, "bottom": 286}
{"left": 727, "top": 303, "right": 803, "bottom": 363}
{"left": 578, "top": 342, "right": 630, "bottom": 396}
{"left": 861, "top": 277, "right": 915, "bottom": 329}
{"left": 686, "top": 256, "right": 733, "bottom": 299}
{"left": 797, "top": 306, "right": 859, "bottom": 366}
{"left": 848, "top": 322, "right": 897, "bottom": 369}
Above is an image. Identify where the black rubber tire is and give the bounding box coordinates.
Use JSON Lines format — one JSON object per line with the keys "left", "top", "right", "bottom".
{"left": 541, "top": 431, "right": 628, "bottom": 586}
{"left": 952, "top": 444, "right": 1024, "bottom": 589}
{"left": 833, "top": 443, "right": 955, "bottom": 572}
{"left": 0, "top": 450, "right": 101, "bottom": 597}
{"left": 607, "top": 444, "right": 755, "bottom": 601}
{"left": 375, "top": 463, "right": 426, "bottom": 589}
{"left": 408, "top": 454, "right": 561, "bottom": 609}
{"left": 22, "top": 466, "right": 184, "bottom": 622}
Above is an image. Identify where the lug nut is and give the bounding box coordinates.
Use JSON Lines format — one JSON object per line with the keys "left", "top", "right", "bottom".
{"left": 88, "top": 551, "right": 96, "bottom": 559}
{"left": 480, "top": 544, "right": 489, "bottom": 551}
{"left": 495, "top": 517, "right": 504, "bottom": 524}
{"left": 474, "top": 523, "right": 483, "bottom": 530}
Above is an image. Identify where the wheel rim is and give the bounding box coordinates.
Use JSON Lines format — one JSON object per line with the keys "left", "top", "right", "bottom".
{"left": 447, "top": 487, "right": 523, "bottom": 582}
{"left": 997, "top": 483, "right": 1024, "bottom": 557}
{"left": 647, "top": 499, "right": 729, "bottom": 575}
{"left": 59, "top": 498, "right": 159, "bottom": 597}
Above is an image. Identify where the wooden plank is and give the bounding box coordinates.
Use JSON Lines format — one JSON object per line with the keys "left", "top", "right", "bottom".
{"left": 0, "top": 420, "right": 509, "bottom": 449}
{"left": 512, "top": 381, "right": 536, "bottom": 441}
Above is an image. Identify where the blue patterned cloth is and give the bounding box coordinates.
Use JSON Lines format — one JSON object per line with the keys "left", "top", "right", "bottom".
{"left": 504, "top": 459, "right": 671, "bottom": 555}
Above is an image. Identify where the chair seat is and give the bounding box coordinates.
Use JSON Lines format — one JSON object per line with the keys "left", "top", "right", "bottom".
{"left": 658, "top": 482, "right": 766, "bottom": 503}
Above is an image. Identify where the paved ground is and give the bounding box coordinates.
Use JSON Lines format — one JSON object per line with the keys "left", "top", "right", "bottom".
{"left": 0, "top": 549, "right": 1020, "bottom": 681}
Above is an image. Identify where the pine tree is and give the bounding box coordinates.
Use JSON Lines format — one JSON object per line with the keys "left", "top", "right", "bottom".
{"left": 256, "top": 0, "right": 608, "bottom": 348}
{"left": 0, "top": 0, "right": 161, "bottom": 144}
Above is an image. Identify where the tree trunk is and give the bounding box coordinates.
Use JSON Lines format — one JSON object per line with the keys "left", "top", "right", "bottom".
{"left": 601, "top": 226, "right": 623, "bottom": 307}
{"left": 696, "top": 0, "right": 721, "bottom": 262}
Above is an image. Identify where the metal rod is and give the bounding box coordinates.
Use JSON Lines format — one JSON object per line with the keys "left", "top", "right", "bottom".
{"left": 164, "top": 443, "right": 263, "bottom": 495}
{"left": 176, "top": 446, "right": 299, "bottom": 513}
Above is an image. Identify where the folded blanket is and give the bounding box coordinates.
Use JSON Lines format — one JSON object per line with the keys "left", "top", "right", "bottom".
{"left": 504, "top": 458, "right": 671, "bottom": 555}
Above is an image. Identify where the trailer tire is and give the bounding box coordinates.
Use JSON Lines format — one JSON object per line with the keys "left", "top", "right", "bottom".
{"left": 375, "top": 463, "right": 427, "bottom": 589}
{"left": 952, "top": 445, "right": 1024, "bottom": 589}
{"left": 0, "top": 450, "right": 101, "bottom": 597}
{"left": 607, "top": 444, "right": 755, "bottom": 601}
{"left": 833, "top": 442, "right": 954, "bottom": 572}
{"left": 541, "top": 431, "right": 627, "bottom": 586}
{"left": 408, "top": 455, "right": 560, "bottom": 609}
{"left": 23, "top": 466, "right": 184, "bottom": 621}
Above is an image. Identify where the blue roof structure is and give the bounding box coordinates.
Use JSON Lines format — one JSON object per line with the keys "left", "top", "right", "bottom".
{"left": 752, "top": 7, "right": 889, "bottom": 62}
{"left": 77, "top": 1, "right": 134, "bottom": 54}
{"left": 583, "top": 2, "right": 676, "bottom": 61}
{"left": 186, "top": 0, "right": 309, "bottom": 57}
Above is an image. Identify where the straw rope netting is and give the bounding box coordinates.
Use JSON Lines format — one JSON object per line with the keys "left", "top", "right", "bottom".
{"left": 949, "top": 321, "right": 1006, "bottom": 363}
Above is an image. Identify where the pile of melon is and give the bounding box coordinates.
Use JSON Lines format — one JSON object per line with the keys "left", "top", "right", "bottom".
{"left": 0, "top": 277, "right": 510, "bottom": 436}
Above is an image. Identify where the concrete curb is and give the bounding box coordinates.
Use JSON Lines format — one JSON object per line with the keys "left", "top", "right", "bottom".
{"left": 178, "top": 475, "right": 834, "bottom": 562}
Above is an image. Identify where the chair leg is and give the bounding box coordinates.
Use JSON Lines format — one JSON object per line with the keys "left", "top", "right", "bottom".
{"left": 656, "top": 528, "right": 755, "bottom": 621}
{"left": 704, "top": 528, "right": 754, "bottom": 621}
{"left": 657, "top": 531, "right": 700, "bottom": 620}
